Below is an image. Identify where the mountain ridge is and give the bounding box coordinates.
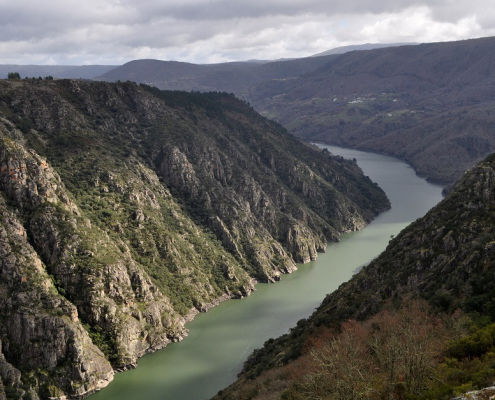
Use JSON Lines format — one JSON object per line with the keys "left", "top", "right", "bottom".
{"left": 310, "top": 42, "right": 417, "bottom": 57}
{"left": 0, "top": 79, "right": 388, "bottom": 398}
{"left": 94, "top": 55, "right": 339, "bottom": 94}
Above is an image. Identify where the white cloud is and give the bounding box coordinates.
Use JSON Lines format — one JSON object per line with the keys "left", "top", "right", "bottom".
{"left": 357, "top": 7, "right": 484, "bottom": 44}
{"left": 0, "top": 0, "right": 494, "bottom": 64}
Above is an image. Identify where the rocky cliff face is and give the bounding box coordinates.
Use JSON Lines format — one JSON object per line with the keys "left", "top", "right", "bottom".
{"left": 0, "top": 79, "right": 388, "bottom": 398}
{"left": 0, "top": 193, "right": 114, "bottom": 399}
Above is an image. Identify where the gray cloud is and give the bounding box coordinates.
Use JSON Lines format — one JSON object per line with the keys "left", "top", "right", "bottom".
{"left": 0, "top": 0, "right": 494, "bottom": 65}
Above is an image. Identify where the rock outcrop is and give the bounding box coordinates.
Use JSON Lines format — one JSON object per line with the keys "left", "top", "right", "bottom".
{"left": 452, "top": 387, "right": 495, "bottom": 400}
{"left": 0, "top": 194, "right": 114, "bottom": 398}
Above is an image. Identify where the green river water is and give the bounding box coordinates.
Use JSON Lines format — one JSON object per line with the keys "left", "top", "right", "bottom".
{"left": 91, "top": 145, "right": 444, "bottom": 400}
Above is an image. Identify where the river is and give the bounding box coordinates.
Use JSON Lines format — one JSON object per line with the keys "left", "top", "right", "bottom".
{"left": 91, "top": 145, "right": 444, "bottom": 400}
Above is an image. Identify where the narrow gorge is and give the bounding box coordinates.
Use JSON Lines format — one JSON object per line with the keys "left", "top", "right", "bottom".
{"left": 90, "top": 145, "right": 443, "bottom": 400}
{"left": 217, "top": 149, "right": 495, "bottom": 399}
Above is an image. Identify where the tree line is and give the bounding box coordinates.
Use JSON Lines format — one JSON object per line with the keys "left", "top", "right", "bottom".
{"left": 6, "top": 72, "right": 54, "bottom": 80}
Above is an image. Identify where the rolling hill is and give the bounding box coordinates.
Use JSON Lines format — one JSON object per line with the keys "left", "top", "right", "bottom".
{"left": 95, "top": 56, "right": 339, "bottom": 94}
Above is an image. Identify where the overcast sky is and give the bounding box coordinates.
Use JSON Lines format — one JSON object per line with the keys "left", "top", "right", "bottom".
{"left": 1, "top": 0, "right": 495, "bottom": 65}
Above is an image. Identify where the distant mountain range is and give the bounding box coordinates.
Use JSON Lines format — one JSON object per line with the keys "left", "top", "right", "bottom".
{"left": 94, "top": 56, "right": 338, "bottom": 94}
{"left": 94, "top": 43, "right": 417, "bottom": 94}
{"left": 310, "top": 42, "right": 416, "bottom": 57}
{"left": 248, "top": 36, "right": 495, "bottom": 183}
{"left": 0, "top": 42, "right": 411, "bottom": 84}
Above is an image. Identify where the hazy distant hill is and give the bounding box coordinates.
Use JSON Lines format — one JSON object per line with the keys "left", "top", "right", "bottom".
{"left": 1, "top": 43, "right": 411, "bottom": 83}
{"left": 310, "top": 42, "right": 416, "bottom": 57}
{"left": 95, "top": 56, "right": 339, "bottom": 93}
{"left": 95, "top": 43, "right": 413, "bottom": 94}
{"left": 0, "top": 64, "right": 118, "bottom": 79}
{"left": 249, "top": 36, "right": 495, "bottom": 183}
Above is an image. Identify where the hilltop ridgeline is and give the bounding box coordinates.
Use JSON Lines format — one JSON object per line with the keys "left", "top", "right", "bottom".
{"left": 0, "top": 79, "right": 388, "bottom": 398}
{"left": 94, "top": 43, "right": 413, "bottom": 94}
{"left": 95, "top": 56, "right": 339, "bottom": 94}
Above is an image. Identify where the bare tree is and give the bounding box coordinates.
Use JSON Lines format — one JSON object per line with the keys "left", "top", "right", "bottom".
{"left": 298, "top": 300, "right": 450, "bottom": 399}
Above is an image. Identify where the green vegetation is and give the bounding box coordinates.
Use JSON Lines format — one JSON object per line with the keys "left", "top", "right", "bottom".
{"left": 83, "top": 324, "right": 119, "bottom": 363}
